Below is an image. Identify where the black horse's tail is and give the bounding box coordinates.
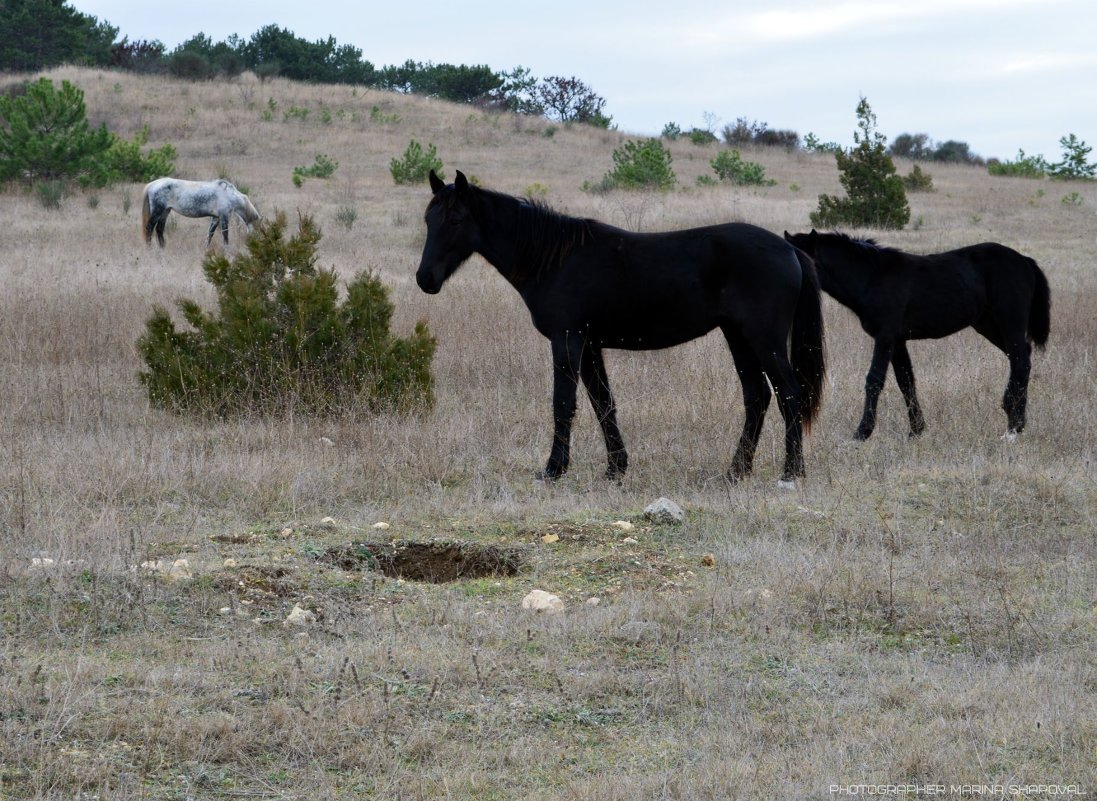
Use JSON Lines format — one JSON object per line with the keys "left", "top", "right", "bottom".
{"left": 790, "top": 248, "right": 826, "bottom": 431}
{"left": 1028, "top": 258, "right": 1051, "bottom": 349}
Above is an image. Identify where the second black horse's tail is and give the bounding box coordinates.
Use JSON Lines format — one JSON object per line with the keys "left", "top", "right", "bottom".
{"left": 1028, "top": 257, "right": 1051, "bottom": 349}
{"left": 790, "top": 248, "right": 826, "bottom": 431}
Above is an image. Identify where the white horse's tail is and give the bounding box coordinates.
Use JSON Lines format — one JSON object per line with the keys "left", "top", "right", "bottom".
{"left": 141, "top": 183, "right": 152, "bottom": 244}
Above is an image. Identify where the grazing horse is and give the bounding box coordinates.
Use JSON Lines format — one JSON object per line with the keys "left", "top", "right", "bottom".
{"left": 784, "top": 229, "right": 1050, "bottom": 441}
{"left": 417, "top": 171, "right": 826, "bottom": 485}
{"left": 141, "top": 177, "right": 260, "bottom": 247}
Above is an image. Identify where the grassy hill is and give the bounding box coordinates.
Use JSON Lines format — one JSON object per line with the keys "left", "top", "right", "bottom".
{"left": 0, "top": 66, "right": 1094, "bottom": 799}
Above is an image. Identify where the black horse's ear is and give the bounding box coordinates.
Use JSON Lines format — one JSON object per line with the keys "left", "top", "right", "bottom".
{"left": 783, "top": 230, "right": 792, "bottom": 241}
{"left": 454, "top": 170, "right": 469, "bottom": 194}
{"left": 810, "top": 228, "right": 818, "bottom": 237}
{"left": 429, "top": 170, "right": 445, "bottom": 194}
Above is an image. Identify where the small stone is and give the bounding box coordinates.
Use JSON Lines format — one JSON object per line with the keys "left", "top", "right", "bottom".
{"left": 643, "top": 497, "right": 684, "bottom": 525}
{"left": 541, "top": 533, "right": 560, "bottom": 544}
{"left": 279, "top": 527, "right": 294, "bottom": 538}
{"left": 319, "top": 517, "right": 336, "bottom": 527}
{"left": 31, "top": 557, "right": 57, "bottom": 569}
{"left": 318, "top": 436, "right": 335, "bottom": 447}
{"left": 372, "top": 521, "right": 391, "bottom": 530}
{"left": 219, "top": 607, "right": 233, "bottom": 615}
{"left": 621, "top": 536, "right": 639, "bottom": 545}
{"left": 223, "top": 558, "right": 238, "bottom": 568}
{"left": 700, "top": 553, "right": 716, "bottom": 567}
{"left": 585, "top": 597, "right": 602, "bottom": 606}
{"left": 521, "top": 589, "right": 564, "bottom": 614}
{"left": 611, "top": 520, "right": 634, "bottom": 532}
{"left": 166, "top": 559, "right": 192, "bottom": 582}
{"left": 283, "top": 603, "right": 317, "bottom": 627}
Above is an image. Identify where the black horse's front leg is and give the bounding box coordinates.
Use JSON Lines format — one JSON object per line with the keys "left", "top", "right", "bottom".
{"left": 578, "top": 345, "right": 628, "bottom": 479}
{"left": 538, "top": 337, "right": 582, "bottom": 481}
{"left": 856, "top": 338, "right": 895, "bottom": 440}
{"left": 890, "top": 341, "right": 926, "bottom": 437}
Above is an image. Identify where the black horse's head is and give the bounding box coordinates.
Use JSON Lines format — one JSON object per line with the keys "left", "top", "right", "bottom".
{"left": 783, "top": 229, "right": 818, "bottom": 256}
{"left": 417, "top": 170, "right": 480, "bottom": 294}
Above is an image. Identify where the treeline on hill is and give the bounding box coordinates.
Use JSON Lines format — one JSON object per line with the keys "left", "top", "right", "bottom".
{"left": 0, "top": 0, "right": 610, "bottom": 125}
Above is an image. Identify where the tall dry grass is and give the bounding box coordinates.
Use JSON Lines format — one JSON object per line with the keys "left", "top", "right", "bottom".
{"left": 0, "top": 67, "right": 1094, "bottom": 799}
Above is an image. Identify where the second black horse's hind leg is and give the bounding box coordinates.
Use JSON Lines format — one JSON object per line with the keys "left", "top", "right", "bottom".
{"left": 579, "top": 346, "right": 628, "bottom": 479}
{"left": 1002, "top": 339, "right": 1032, "bottom": 436}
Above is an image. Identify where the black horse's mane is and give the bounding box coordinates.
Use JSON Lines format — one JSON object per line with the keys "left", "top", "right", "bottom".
{"left": 477, "top": 186, "right": 597, "bottom": 281}
{"left": 827, "top": 231, "right": 904, "bottom": 256}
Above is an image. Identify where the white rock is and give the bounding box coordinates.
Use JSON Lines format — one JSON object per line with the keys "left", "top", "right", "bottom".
{"left": 521, "top": 589, "right": 565, "bottom": 614}
{"left": 166, "top": 559, "right": 192, "bottom": 581}
{"left": 319, "top": 517, "right": 336, "bottom": 527}
{"left": 283, "top": 603, "right": 317, "bottom": 627}
{"left": 643, "top": 497, "right": 684, "bottom": 525}
{"left": 223, "top": 558, "right": 238, "bottom": 568}
{"left": 585, "top": 597, "right": 602, "bottom": 606}
{"left": 372, "top": 521, "right": 391, "bottom": 530}
{"left": 611, "top": 520, "right": 634, "bottom": 532}
{"left": 318, "top": 436, "right": 335, "bottom": 447}
{"left": 31, "top": 557, "right": 57, "bottom": 569}
{"left": 621, "top": 536, "right": 639, "bottom": 545}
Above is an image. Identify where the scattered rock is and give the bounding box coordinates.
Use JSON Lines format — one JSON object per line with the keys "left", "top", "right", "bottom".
{"left": 30, "top": 557, "right": 56, "bottom": 569}
{"left": 283, "top": 603, "right": 317, "bottom": 627}
{"left": 372, "top": 521, "right": 391, "bottom": 531}
{"left": 223, "top": 558, "right": 238, "bottom": 568}
{"left": 140, "top": 558, "right": 193, "bottom": 582}
{"left": 318, "top": 436, "right": 335, "bottom": 447}
{"left": 541, "top": 533, "right": 560, "bottom": 544}
{"left": 319, "top": 517, "right": 336, "bottom": 527}
{"left": 279, "top": 527, "right": 294, "bottom": 539}
{"left": 521, "top": 589, "right": 564, "bottom": 614}
{"left": 167, "top": 559, "right": 192, "bottom": 581}
{"left": 700, "top": 553, "right": 716, "bottom": 567}
{"left": 585, "top": 597, "right": 602, "bottom": 607}
{"left": 611, "top": 520, "right": 634, "bottom": 532}
{"left": 643, "top": 497, "right": 684, "bottom": 525}
{"left": 621, "top": 536, "right": 639, "bottom": 545}
{"left": 618, "top": 620, "right": 660, "bottom": 642}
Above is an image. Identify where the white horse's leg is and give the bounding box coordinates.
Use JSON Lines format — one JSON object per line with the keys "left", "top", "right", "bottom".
{"left": 206, "top": 217, "right": 219, "bottom": 247}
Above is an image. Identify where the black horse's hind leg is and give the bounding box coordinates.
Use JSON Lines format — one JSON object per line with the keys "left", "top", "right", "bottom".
{"left": 723, "top": 327, "right": 772, "bottom": 481}
{"left": 890, "top": 341, "right": 926, "bottom": 437}
{"left": 1002, "top": 339, "right": 1032, "bottom": 435}
{"left": 759, "top": 350, "right": 805, "bottom": 482}
{"left": 538, "top": 336, "right": 583, "bottom": 481}
{"left": 579, "top": 346, "right": 628, "bottom": 479}
{"left": 856, "top": 338, "right": 895, "bottom": 440}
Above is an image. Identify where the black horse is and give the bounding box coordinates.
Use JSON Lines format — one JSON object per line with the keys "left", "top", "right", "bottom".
{"left": 784, "top": 229, "right": 1050, "bottom": 441}
{"left": 417, "top": 171, "right": 826, "bottom": 485}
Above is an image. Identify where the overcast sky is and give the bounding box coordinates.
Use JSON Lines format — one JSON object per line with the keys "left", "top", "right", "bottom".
{"left": 71, "top": 0, "right": 1097, "bottom": 161}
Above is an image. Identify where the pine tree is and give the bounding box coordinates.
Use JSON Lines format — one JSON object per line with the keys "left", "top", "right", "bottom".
{"left": 0, "top": 78, "right": 114, "bottom": 184}
{"left": 811, "top": 97, "right": 910, "bottom": 229}
{"left": 138, "top": 212, "right": 436, "bottom": 416}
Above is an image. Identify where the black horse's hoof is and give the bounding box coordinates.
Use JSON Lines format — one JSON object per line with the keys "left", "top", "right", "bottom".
{"left": 536, "top": 465, "right": 565, "bottom": 482}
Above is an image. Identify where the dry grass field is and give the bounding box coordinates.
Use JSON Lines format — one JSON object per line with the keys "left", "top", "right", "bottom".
{"left": 0, "top": 66, "right": 1094, "bottom": 800}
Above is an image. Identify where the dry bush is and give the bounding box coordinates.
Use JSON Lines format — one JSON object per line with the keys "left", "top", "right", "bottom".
{"left": 0, "top": 66, "right": 1094, "bottom": 799}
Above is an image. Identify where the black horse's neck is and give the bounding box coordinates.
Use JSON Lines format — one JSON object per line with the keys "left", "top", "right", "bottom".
{"left": 471, "top": 187, "right": 594, "bottom": 287}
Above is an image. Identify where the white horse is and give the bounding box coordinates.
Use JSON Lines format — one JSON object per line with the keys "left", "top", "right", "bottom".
{"left": 141, "top": 177, "right": 261, "bottom": 247}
